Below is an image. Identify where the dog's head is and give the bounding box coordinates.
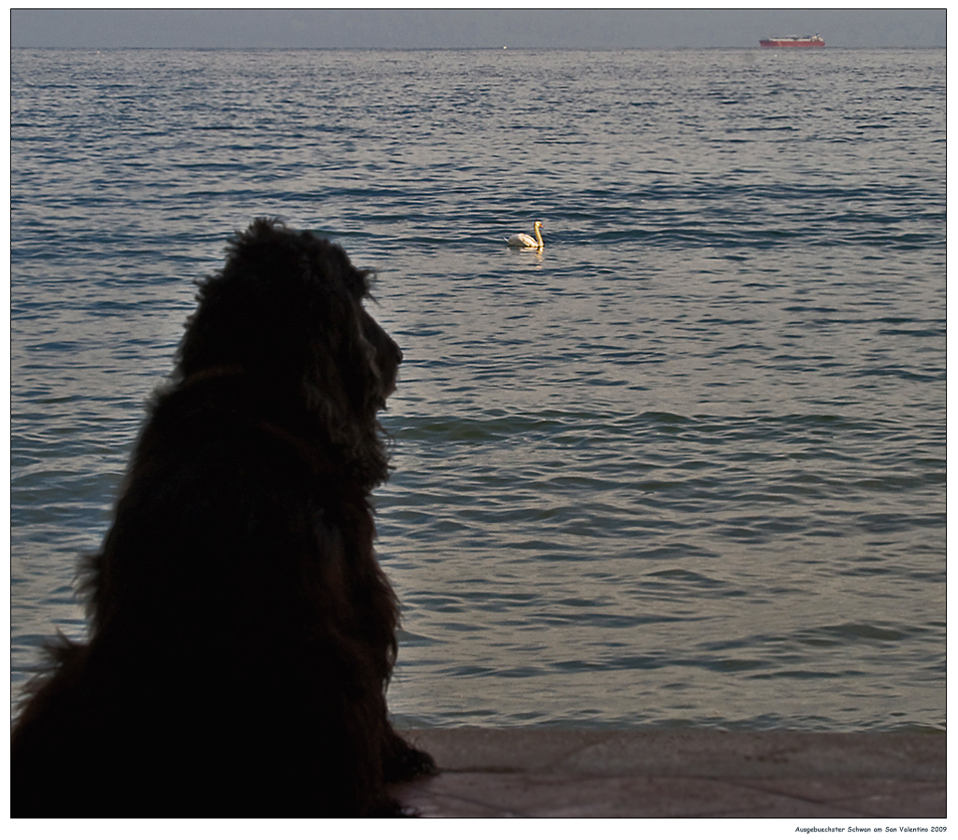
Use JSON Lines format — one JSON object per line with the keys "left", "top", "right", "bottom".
{"left": 176, "top": 218, "right": 402, "bottom": 484}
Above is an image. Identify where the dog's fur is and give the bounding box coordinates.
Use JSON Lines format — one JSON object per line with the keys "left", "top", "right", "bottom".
{"left": 11, "top": 219, "right": 434, "bottom": 817}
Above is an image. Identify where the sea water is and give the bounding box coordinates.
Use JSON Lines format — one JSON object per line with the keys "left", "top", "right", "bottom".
{"left": 11, "top": 48, "right": 945, "bottom": 730}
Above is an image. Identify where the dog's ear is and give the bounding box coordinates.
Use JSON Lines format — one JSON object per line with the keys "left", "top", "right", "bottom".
{"left": 301, "top": 299, "right": 394, "bottom": 488}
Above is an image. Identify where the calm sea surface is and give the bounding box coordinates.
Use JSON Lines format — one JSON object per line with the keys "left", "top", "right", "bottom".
{"left": 11, "top": 48, "right": 945, "bottom": 731}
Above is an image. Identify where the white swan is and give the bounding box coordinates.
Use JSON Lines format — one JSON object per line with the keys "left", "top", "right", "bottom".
{"left": 507, "top": 220, "right": 544, "bottom": 250}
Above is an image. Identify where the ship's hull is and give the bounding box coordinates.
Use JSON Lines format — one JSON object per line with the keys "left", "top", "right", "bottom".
{"left": 760, "top": 37, "right": 824, "bottom": 48}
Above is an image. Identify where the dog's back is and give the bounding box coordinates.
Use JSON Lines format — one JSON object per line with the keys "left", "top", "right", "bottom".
{"left": 13, "top": 373, "right": 393, "bottom": 816}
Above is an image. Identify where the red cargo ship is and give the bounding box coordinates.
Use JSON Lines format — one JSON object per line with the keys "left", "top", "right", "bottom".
{"left": 759, "top": 34, "right": 825, "bottom": 48}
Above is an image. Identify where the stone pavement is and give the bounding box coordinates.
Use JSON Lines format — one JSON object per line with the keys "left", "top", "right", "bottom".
{"left": 390, "top": 728, "right": 946, "bottom": 818}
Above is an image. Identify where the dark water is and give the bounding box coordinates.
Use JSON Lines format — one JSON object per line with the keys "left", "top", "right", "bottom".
{"left": 11, "top": 48, "right": 945, "bottom": 730}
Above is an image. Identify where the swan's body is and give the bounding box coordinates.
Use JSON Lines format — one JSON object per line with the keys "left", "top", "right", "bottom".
{"left": 507, "top": 220, "right": 544, "bottom": 250}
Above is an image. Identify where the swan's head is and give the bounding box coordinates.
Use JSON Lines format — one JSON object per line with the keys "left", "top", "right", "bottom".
{"left": 534, "top": 220, "right": 543, "bottom": 230}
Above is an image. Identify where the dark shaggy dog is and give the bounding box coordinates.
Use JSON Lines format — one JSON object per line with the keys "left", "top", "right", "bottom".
{"left": 11, "top": 219, "right": 435, "bottom": 816}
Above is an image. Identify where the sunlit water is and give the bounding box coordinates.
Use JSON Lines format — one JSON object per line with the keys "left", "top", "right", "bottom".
{"left": 11, "top": 48, "right": 945, "bottom": 730}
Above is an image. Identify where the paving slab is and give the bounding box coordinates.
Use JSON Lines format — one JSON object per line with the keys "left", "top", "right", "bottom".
{"left": 391, "top": 728, "right": 946, "bottom": 818}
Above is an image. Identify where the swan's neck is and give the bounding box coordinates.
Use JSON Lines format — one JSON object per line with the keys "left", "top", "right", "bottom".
{"left": 534, "top": 223, "right": 543, "bottom": 248}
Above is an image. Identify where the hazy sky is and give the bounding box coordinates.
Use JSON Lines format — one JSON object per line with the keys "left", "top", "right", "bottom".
{"left": 9, "top": 8, "right": 947, "bottom": 50}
